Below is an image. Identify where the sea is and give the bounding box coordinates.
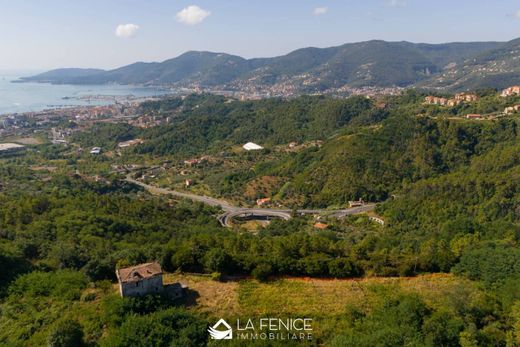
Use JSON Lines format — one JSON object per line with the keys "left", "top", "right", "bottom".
{"left": 0, "top": 71, "right": 173, "bottom": 115}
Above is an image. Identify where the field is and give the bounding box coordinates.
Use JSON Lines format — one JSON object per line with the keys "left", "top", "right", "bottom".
{"left": 164, "top": 273, "right": 479, "bottom": 316}
{"left": 162, "top": 273, "right": 483, "bottom": 343}
{"left": 3, "top": 136, "right": 44, "bottom": 145}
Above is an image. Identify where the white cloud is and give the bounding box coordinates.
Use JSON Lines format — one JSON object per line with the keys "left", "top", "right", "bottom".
{"left": 515, "top": 10, "right": 520, "bottom": 18}
{"left": 176, "top": 5, "right": 211, "bottom": 25}
{"left": 386, "top": 0, "right": 407, "bottom": 7}
{"left": 313, "top": 7, "right": 328, "bottom": 16}
{"left": 115, "top": 24, "right": 139, "bottom": 38}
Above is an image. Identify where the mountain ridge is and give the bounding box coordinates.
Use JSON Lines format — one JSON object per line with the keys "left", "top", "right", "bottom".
{"left": 20, "top": 39, "right": 513, "bottom": 93}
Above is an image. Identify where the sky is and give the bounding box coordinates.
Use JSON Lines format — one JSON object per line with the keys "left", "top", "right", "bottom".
{"left": 1, "top": 0, "right": 520, "bottom": 71}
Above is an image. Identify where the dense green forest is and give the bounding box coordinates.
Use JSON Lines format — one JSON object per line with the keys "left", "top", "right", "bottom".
{"left": 136, "top": 94, "right": 385, "bottom": 156}
{"left": 2, "top": 91, "right": 520, "bottom": 345}
{"left": 1, "top": 173, "right": 520, "bottom": 346}
{"left": 128, "top": 92, "right": 519, "bottom": 206}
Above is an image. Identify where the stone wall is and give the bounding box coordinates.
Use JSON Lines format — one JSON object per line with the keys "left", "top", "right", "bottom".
{"left": 119, "top": 275, "right": 163, "bottom": 297}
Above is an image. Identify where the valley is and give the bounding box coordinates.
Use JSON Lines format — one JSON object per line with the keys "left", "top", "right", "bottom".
{"left": 1, "top": 87, "right": 520, "bottom": 346}
{"left": 5, "top": 2, "right": 520, "bottom": 346}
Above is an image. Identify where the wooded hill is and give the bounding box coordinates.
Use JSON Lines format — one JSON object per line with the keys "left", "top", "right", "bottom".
{"left": 21, "top": 39, "right": 514, "bottom": 91}
{"left": 2, "top": 91, "right": 520, "bottom": 345}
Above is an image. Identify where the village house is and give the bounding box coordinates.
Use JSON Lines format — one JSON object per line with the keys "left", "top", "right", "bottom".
{"left": 369, "top": 216, "right": 385, "bottom": 226}
{"left": 348, "top": 199, "right": 365, "bottom": 208}
{"left": 243, "top": 142, "right": 264, "bottom": 151}
{"left": 454, "top": 92, "right": 478, "bottom": 102}
{"left": 115, "top": 262, "right": 187, "bottom": 299}
{"left": 183, "top": 158, "right": 200, "bottom": 166}
{"left": 501, "top": 86, "right": 520, "bottom": 97}
{"left": 313, "top": 222, "right": 328, "bottom": 230}
{"left": 118, "top": 139, "right": 143, "bottom": 148}
{"left": 116, "top": 263, "right": 164, "bottom": 297}
{"left": 424, "top": 96, "right": 448, "bottom": 106}
{"left": 116, "top": 262, "right": 164, "bottom": 297}
{"left": 504, "top": 105, "right": 520, "bottom": 114}
{"left": 0, "top": 143, "right": 25, "bottom": 153}
{"left": 256, "top": 197, "right": 272, "bottom": 206}
{"left": 425, "top": 93, "right": 478, "bottom": 107}
{"left": 447, "top": 99, "right": 462, "bottom": 107}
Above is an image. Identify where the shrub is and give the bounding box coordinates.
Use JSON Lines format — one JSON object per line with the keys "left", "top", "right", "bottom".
{"left": 47, "top": 320, "right": 84, "bottom": 347}
{"left": 252, "top": 263, "right": 273, "bottom": 282}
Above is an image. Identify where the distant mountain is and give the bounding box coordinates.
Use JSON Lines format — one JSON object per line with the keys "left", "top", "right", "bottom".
{"left": 18, "top": 68, "right": 105, "bottom": 83}
{"left": 419, "top": 38, "right": 520, "bottom": 91}
{"left": 21, "top": 40, "right": 514, "bottom": 92}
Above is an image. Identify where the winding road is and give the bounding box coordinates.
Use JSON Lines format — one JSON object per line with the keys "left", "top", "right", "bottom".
{"left": 125, "top": 175, "right": 375, "bottom": 227}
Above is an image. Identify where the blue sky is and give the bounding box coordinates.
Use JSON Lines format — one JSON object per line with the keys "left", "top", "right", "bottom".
{"left": 1, "top": 0, "right": 520, "bottom": 70}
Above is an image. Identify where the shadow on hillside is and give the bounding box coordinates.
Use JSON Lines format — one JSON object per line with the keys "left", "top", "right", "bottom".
{"left": 175, "top": 287, "right": 200, "bottom": 308}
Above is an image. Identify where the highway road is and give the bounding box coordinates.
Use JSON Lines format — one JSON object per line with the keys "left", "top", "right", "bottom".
{"left": 125, "top": 175, "right": 375, "bottom": 227}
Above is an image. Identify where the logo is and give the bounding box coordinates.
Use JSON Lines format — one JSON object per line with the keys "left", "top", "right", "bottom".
{"left": 208, "top": 317, "right": 313, "bottom": 341}
{"left": 208, "top": 319, "right": 233, "bottom": 340}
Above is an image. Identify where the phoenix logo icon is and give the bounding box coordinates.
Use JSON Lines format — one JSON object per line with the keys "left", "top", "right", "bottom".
{"left": 208, "top": 319, "right": 233, "bottom": 340}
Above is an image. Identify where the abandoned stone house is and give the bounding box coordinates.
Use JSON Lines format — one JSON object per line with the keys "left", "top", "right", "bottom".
{"left": 116, "top": 262, "right": 164, "bottom": 297}
{"left": 116, "top": 262, "right": 184, "bottom": 299}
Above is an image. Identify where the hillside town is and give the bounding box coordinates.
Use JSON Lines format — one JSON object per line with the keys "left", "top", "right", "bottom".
{"left": 423, "top": 86, "right": 520, "bottom": 119}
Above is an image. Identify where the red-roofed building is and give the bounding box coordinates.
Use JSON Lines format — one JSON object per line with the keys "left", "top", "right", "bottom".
{"left": 501, "top": 86, "right": 520, "bottom": 97}
{"left": 256, "top": 197, "right": 272, "bottom": 206}
{"left": 313, "top": 222, "right": 328, "bottom": 230}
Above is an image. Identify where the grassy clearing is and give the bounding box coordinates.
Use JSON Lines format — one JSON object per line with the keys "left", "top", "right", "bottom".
{"left": 165, "top": 273, "right": 480, "bottom": 318}
{"left": 164, "top": 273, "right": 240, "bottom": 317}
{"left": 163, "top": 273, "right": 482, "bottom": 344}
{"left": 5, "top": 136, "right": 44, "bottom": 145}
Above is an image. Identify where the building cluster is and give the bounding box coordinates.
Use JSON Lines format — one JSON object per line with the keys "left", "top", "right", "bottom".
{"left": 41, "top": 104, "right": 138, "bottom": 123}
{"left": 192, "top": 75, "right": 404, "bottom": 99}
{"left": 0, "top": 115, "right": 30, "bottom": 139}
{"left": 424, "top": 92, "right": 478, "bottom": 106}
{"left": 331, "top": 85, "right": 403, "bottom": 97}
{"left": 504, "top": 104, "right": 520, "bottom": 114}
{"left": 127, "top": 115, "right": 168, "bottom": 128}
{"left": 0, "top": 115, "right": 26, "bottom": 129}
{"left": 74, "top": 105, "right": 127, "bottom": 120}
{"left": 500, "top": 86, "right": 520, "bottom": 97}
{"left": 183, "top": 156, "right": 210, "bottom": 167}
{"left": 51, "top": 127, "right": 75, "bottom": 144}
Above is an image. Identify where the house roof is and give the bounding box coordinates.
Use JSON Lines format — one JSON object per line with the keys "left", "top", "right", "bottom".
{"left": 0, "top": 143, "right": 25, "bottom": 151}
{"left": 314, "top": 222, "right": 328, "bottom": 230}
{"left": 116, "top": 262, "right": 163, "bottom": 283}
{"left": 257, "top": 197, "right": 271, "bottom": 203}
{"left": 243, "top": 142, "right": 264, "bottom": 151}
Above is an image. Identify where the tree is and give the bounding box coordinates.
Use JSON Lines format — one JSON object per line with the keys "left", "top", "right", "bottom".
{"left": 47, "top": 320, "right": 84, "bottom": 347}
{"left": 202, "top": 248, "right": 233, "bottom": 273}
{"left": 328, "top": 258, "right": 361, "bottom": 278}
{"left": 422, "top": 311, "right": 464, "bottom": 346}
{"left": 102, "top": 309, "right": 207, "bottom": 347}
{"left": 252, "top": 263, "right": 273, "bottom": 282}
